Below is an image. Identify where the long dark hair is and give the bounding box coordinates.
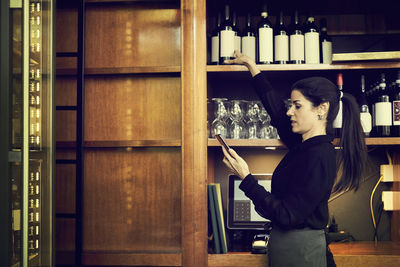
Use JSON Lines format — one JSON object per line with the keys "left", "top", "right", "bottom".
{"left": 292, "top": 77, "right": 367, "bottom": 194}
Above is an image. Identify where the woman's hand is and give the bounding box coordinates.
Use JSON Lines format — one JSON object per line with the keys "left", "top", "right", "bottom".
{"left": 224, "top": 50, "right": 261, "bottom": 77}
{"left": 221, "top": 146, "right": 250, "bottom": 180}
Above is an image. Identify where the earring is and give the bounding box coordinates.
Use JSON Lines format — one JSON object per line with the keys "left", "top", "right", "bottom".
{"left": 318, "top": 114, "right": 323, "bottom": 120}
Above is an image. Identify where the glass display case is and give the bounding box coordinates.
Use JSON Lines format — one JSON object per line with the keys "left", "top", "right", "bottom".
{"left": 1, "top": 0, "right": 54, "bottom": 266}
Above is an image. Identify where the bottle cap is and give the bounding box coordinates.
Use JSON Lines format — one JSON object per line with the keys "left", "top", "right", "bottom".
{"left": 337, "top": 73, "right": 343, "bottom": 87}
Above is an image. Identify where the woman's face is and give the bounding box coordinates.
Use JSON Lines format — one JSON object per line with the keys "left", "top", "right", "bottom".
{"left": 286, "top": 90, "right": 322, "bottom": 140}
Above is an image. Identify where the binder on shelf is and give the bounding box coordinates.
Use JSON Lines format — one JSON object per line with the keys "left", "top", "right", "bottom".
{"left": 208, "top": 184, "right": 221, "bottom": 253}
{"left": 210, "top": 183, "right": 228, "bottom": 253}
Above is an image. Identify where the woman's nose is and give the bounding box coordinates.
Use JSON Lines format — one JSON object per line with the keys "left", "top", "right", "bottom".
{"left": 286, "top": 105, "right": 294, "bottom": 116}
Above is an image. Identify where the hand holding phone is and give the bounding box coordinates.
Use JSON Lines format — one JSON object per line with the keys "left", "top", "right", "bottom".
{"left": 215, "top": 134, "right": 232, "bottom": 157}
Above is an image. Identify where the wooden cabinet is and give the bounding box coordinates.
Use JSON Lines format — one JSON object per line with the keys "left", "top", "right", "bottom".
{"left": 54, "top": 0, "right": 400, "bottom": 266}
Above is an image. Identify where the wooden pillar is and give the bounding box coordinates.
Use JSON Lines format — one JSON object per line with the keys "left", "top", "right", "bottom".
{"left": 181, "top": 0, "right": 208, "bottom": 266}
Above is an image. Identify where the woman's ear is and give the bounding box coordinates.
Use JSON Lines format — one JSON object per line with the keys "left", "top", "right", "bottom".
{"left": 319, "top": 102, "right": 330, "bottom": 119}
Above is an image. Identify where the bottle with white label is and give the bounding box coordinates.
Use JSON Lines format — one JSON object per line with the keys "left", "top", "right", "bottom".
{"left": 257, "top": 3, "right": 273, "bottom": 64}
{"left": 375, "top": 73, "right": 392, "bottom": 137}
{"left": 210, "top": 13, "right": 221, "bottom": 65}
{"left": 289, "top": 10, "right": 304, "bottom": 64}
{"left": 242, "top": 12, "right": 256, "bottom": 62}
{"left": 304, "top": 14, "right": 320, "bottom": 64}
{"left": 392, "top": 70, "right": 400, "bottom": 136}
{"left": 333, "top": 73, "right": 343, "bottom": 137}
{"left": 219, "top": 4, "right": 235, "bottom": 64}
{"left": 232, "top": 11, "right": 241, "bottom": 53}
{"left": 274, "top": 11, "right": 289, "bottom": 64}
{"left": 320, "top": 18, "right": 332, "bottom": 64}
{"left": 359, "top": 75, "right": 372, "bottom": 136}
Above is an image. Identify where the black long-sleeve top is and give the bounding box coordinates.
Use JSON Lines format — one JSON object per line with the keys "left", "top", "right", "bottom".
{"left": 239, "top": 73, "right": 336, "bottom": 230}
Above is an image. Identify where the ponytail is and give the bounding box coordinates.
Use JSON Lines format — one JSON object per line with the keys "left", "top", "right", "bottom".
{"left": 291, "top": 77, "right": 367, "bottom": 194}
{"left": 333, "top": 92, "right": 367, "bottom": 194}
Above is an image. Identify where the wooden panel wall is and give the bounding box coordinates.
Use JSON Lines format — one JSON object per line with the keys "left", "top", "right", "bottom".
{"left": 81, "top": 1, "right": 183, "bottom": 265}
{"left": 85, "top": 3, "right": 181, "bottom": 69}
{"left": 55, "top": 8, "right": 77, "bottom": 53}
{"left": 55, "top": 164, "right": 76, "bottom": 214}
{"left": 84, "top": 76, "right": 181, "bottom": 141}
{"left": 55, "top": 77, "right": 77, "bottom": 107}
{"left": 83, "top": 148, "right": 182, "bottom": 252}
{"left": 55, "top": 110, "right": 76, "bottom": 142}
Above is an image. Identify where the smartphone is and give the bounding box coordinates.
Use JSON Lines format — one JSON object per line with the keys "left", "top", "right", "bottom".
{"left": 215, "top": 134, "right": 232, "bottom": 156}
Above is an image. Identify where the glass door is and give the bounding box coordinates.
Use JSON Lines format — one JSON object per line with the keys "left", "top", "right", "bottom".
{"left": 1, "top": 0, "right": 54, "bottom": 266}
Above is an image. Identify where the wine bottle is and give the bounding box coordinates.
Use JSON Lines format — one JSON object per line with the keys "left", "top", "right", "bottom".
{"left": 219, "top": 4, "right": 235, "bottom": 64}
{"left": 359, "top": 75, "right": 372, "bottom": 136}
{"left": 289, "top": 10, "right": 304, "bottom": 64}
{"left": 274, "top": 11, "right": 289, "bottom": 64}
{"left": 333, "top": 73, "right": 343, "bottom": 137}
{"left": 375, "top": 73, "right": 392, "bottom": 137}
{"left": 392, "top": 70, "right": 400, "bottom": 136}
{"left": 304, "top": 13, "right": 320, "bottom": 64}
{"left": 242, "top": 12, "right": 256, "bottom": 62}
{"left": 257, "top": 3, "right": 273, "bottom": 64}
{"left": 210, "top": 12, "right": 221, "bottom": 65}
{"left": 232, "top": 11, "right": 241, "bottom": 53}
{"left": 320, "top": 18, "right": 332, "bottom": 64}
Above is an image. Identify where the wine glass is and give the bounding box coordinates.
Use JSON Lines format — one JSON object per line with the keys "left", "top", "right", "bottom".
{"left": 229, "top": 100, "right": 245, "bottom": 122}
{"left": 212, "top": 98, "right": 229, "bottom": 121}
{"left": 246, "top": 101, "right": 260, "bottom": 122}
{"left": 229, "top": 119, "right": 247, "bottom": 139}
{"left": 246, "top": 101, "right": 261, "bottom": 139}
{"left": 211, "top": 98, "right": 229, "bottom": 138}
{"left": 259, "top": 114, "right": 272, "bottom": 139}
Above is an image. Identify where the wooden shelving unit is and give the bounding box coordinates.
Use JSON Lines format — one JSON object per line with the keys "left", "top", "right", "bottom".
{"left": 54, "top": 0, "right": 400, "bottom": 266}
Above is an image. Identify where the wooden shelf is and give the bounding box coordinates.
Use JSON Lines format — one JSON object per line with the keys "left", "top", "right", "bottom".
{"left": 56, "top": 66, "right": 181, "bottom": 76}
{"left": 82, "top": 252, "right": 181, "bottom": 266}
{"left": 85, "top": 0, "right": 179, "bottom": 3}
{"left": 207, "top": 62, "right": 400, "bottom": 72}
{"left": 85, "top": 66, "right": 181, "bottom": 75}
{"left": 208, "top": 137, "right": 400, "bottom": 148}
{"left": 208, "top": 242, "right": 400, "bottom": 267}
{"left": 330, "top": 241, "right": 400, "bottom": 255}
{"left": 56, "top": 140, "right": 181, "bottom": 148}
{"left": 208, "top": 253, "right": 267, "bottom": 267}
{"left": 208, "top": 138, "right": 285, "bottom": 148}
{"left": 84, "top": 140, "right": 181, "bottom": 147}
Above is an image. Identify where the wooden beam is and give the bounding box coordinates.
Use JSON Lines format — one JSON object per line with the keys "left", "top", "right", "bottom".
{"left": 181, "top": 0, "right": 208, "bottom": 266}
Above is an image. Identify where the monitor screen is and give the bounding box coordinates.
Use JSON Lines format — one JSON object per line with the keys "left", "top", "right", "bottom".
{"left": 227, "top": 174, "right": 272, "bottom": 230}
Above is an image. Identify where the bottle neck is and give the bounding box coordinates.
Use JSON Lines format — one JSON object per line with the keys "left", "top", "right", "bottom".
{"left": 224, "top": 5, "right": 230, "bottom": 22}
{"left": 247, "top": 13, "right": 251, "bottom": 27}
{"left": 261, "top": 11, "right": 268, "bottom": 18}
{"left": 279, "top": 11, "right": 284, "bottom": 25}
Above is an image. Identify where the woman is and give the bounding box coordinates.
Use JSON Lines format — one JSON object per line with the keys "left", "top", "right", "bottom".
{"left": 221, "top": 51, "right": 367, "bottom": 267}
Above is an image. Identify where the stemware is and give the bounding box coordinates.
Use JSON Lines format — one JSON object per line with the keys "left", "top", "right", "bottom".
{"left": 211, "top": 98, "right": 229, "bottom": 138}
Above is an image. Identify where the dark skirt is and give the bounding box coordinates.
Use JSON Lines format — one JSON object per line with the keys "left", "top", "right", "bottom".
{"left": 268, "top": 227, "right": 326, "bottom": 267}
